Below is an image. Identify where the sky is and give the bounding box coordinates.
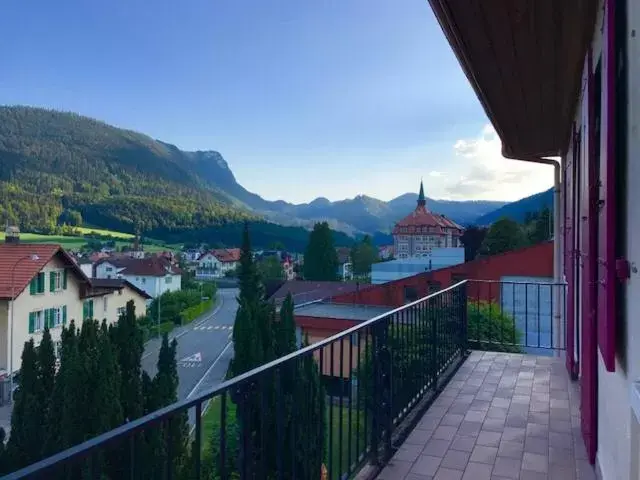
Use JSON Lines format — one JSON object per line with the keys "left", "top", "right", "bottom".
{"left": 0, "top": 0, "right": 553, "bottom": 204}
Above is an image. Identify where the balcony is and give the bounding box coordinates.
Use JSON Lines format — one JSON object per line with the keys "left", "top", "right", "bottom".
{"left": 5, "top": 280, "right": 585, "bottom": 480}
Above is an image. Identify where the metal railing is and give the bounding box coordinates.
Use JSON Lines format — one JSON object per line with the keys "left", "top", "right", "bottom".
{"left": 5, "top": 282, "right": 469, "bottom": 480}
{"left": 466, "top": 280, "right": 567, "bottom": 355}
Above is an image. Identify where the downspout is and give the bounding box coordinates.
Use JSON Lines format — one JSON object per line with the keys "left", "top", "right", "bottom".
{"left": 521, "top": 157, "right": 563, "bottom": 351}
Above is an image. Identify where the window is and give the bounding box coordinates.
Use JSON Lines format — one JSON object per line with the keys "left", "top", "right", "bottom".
{"left": 165, "top": 276, "right": 173, "bottom": 284}
{"left": 106, "top": 267, "right": 113, "bottom": 272}
{"left": 28, "top": 310, "right": 44, "bottom": 333}
{"left": 404, "top": 286, "right": 419, "bottom": 303}
{"left": 117, "top": 306, "right": 126, "bottom": 317}
{"left": 103, "top": 297, "right": 108, "bottom": 313}
{"left": 142, "top": 278, "right": 146, "bottom": 284}
{"left": 29, "top": 272, "right": 46, "bottom": 295}
{"left": 49, "top": 269, "right": 67, "bottom": 292}
{"left": 47, "top": 306, "right": 65, "bottom": 328}
{"left": 83, "top": 300, "right": 94, "bottom": 320}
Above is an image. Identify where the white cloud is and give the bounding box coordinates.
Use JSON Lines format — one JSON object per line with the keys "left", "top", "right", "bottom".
{"left": 443, "top": 125, "right": 554, "bottom": 201}
{"left": 428, "top": 171, "right": 445, "bottom": 177}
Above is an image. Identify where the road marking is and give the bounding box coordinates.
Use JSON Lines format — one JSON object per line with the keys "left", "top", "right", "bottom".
{"left": 180, "top": 352, "right": 202, "bottom": 363}
{"left": 186, "top": 341, "right": 233, "bottom": 399}
{"left": 142, "top": 293, "right": 225, "bottom": 360}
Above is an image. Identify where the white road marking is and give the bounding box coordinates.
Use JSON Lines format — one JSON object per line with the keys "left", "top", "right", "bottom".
{"left": 180, "top": 352, "right": 202, "bottom": 363}
{"left": 186, "top": 341, "right": 233, "bottom": 399}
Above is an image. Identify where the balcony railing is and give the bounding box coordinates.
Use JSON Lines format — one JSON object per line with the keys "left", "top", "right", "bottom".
{"left": 4, "top": 279, "right": 565, "bottom": 480}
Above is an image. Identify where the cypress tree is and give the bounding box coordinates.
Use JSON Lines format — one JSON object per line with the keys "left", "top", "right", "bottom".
{"left": 303, "top": 222, "right": 339, "bottom": 281}
{"left": 7, "top": 339, "right": 42, "bottom": 470}
{"left": 275, "top": 293, "right": 297, "bottom": 357}
{"left": 112, "top": 300, "right": 144, "bottom": 422}
{"left": 37, "top": 326, "right": 56, "bottom": 407}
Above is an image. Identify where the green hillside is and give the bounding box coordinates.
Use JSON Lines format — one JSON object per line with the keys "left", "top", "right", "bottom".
{"left": 0, "top": 106, "right": 353, "bottom": 250}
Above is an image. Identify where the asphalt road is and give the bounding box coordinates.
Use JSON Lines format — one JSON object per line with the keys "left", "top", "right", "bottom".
{"left": 142, "top": 288, "right": 238, "bottom": 402}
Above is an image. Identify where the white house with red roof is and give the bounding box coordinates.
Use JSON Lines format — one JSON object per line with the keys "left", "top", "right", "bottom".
{"left": 392, "top": 181, "right": 464, "bottom": 259}
{"left": 94, "top": 256, "right": 182, "bottom": 298}
{"left": 195, "top": 248, "right": 241, "bottom": 279}
{"left": 0, "top": 229, "right": 150, "bottom": 382}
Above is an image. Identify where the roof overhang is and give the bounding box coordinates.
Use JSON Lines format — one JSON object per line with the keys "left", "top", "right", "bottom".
{"left": 428, "top": 0, "right": 598, "bottom": 159}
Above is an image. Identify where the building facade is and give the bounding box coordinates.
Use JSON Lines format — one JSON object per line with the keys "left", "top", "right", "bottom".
{"left": 392, "top": 182, "right": 464, "bottom": 259}
{"left": 95, "top": 257, "right": 182, "bottom": 298}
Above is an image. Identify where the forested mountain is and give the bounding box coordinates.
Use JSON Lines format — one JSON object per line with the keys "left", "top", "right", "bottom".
{"left": 0, "top": 106, "right": 510, "bottom": 247}
{"left": 475, "top": 188, "right": 553, "bottom": 225}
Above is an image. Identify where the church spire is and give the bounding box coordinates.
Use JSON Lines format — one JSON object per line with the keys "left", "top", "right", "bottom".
{"left": 417, "top": 180, "right": 426, "bottom": 208}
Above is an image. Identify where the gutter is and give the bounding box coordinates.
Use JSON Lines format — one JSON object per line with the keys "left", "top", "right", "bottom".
{"left": 519, "top": 157, "right": 563, "bottom": 351}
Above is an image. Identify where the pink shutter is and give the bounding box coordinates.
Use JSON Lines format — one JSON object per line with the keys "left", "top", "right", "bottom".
{"left": 597, "top": 0, "right": 617, "bottom": 373}
{"left": 564, "top": 127, "right": 576, "bottom": 376}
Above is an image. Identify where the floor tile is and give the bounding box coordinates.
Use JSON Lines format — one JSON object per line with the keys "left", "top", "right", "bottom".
{"left": 394, "top": 444, "right": 424, "bottom": 462}
{"left": 462, "top": 462, "right": 493, "bottom": 480}
{"left": 377, "top": 459, "right": 413, "bottom": 479}
{"left": 412, "top": 455, "right": 444, "bottom": 477}
{"left": 492, "top": 457, "right": 521, "bottom": 479}
{"left": 497, "top": 440, "right": 524, "bottom": 459}
{"left": 469, "top": 445, "right": 498, "bottom": 464}
{"left": 476, "top": 430, "right": 502, "bottom": 447}
{"left": 441, "top": 449, "right": 470, "bottom": 470}
{"left": 423, "top": 439, "right": 452, "bottom": 457}
{"left": 522, "top": 452, "right": 548, "bottom": 473}
{"left": 434, "top": 467, "right": 464, "bottom": 480}
{"left": 449, "top": 436, "right": 476, "bottom": 453}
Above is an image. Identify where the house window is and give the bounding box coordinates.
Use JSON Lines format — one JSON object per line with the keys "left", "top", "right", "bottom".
{"left": 165, "top": 276, "right": 173, "bottom": 284}
{"left": 29, "top": 272, "right": 46, "bottom": 295}
{"left": 28, "top": 310, "right": 44, "bottom": 333}
{"left": 103, "top": 297, "right": 108, "bottom": 313}
{"left": 142, "top": 278, "right": 146, "bottom": 284}
{"left": 106, "top": 267, "right": 113, "bottom": 273}
{"left": 47, "top": 306, "right": 66, "bottom": 328}
{"left": 117, "top": 306, "right": 126, "bottom": 317}
{"left": 49, "top": 270, "right": 67, "bottom": 292}
{"left": 83, "top": 300, "right": 94, "bottom": 320}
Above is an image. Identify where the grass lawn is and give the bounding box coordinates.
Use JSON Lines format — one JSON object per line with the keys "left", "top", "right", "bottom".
{"left": 75, "top": 226, "right": 134, "bottom": 239}
{"left": 197, "top": 396, "right": 366, "bottom": 479}
{"left": 0, "top": 230, "right": 178, "bottom": 252}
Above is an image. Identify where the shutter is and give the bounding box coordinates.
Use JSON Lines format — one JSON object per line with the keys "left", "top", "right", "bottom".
{"left": 28, "top": 312, "right": 35, "bottom": 334}
{"left": 63, "top": 269, "right": 68, "bottom": 289}
{"left": 38, "top": 272, "right": 45, "bottom": 293}
{"left": 30, "top": 278, "right": 36, "bottom": 295}
{"left": 50, "top": 272, "right": 55, "bottom": 292}
{"left": 62, "top": 305, "right": 67, "bottom": 325}
{"left": 89, "top": 300, "right": 94, "bottom": 319}
{"left": 598, "top": 1, "right": 618, "bottom": 373}
{"left": 83, "top": 301, "right": 87, "bottom": 320}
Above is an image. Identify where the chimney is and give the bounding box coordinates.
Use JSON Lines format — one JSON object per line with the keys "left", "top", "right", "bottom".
{"left": 5, "top": 225, "right": 20, "bottom": 244}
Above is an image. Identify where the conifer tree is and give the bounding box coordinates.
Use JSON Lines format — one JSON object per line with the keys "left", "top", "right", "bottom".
{"left": 37, "top": 326, "right": 56, "bottom": 408}
{"left": 303, "top": 222, "right": 339, "bottom": 281}
{"left": 7, "top": 339, "right": 42, "bottom": 469}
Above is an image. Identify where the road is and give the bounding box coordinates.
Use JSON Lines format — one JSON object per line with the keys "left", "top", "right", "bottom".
{"left": 142, "top": 288, "right": 238, "bottom": 401}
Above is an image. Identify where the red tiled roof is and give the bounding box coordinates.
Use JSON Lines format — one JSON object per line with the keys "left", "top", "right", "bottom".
{"left": 393, "top": 205, "right": 463, "bottom": 235}
{"left": 0, "top": 243, "right": 90, "bottom": 299}
{"left": 96, "top": 256, "right": 182, "bottom": 277}
{"left": 212, "top": 248, "right": 241, "bottom": 263}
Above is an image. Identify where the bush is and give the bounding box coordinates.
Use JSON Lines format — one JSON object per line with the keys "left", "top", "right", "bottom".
{"left": 148, "top": 282, "right": 217, "bottom": 325}
{"left": 467, "top": 301, "right": 522, "bottom": 353}
{"left": 181, "top": 299, "right": 214, "bottom": 324}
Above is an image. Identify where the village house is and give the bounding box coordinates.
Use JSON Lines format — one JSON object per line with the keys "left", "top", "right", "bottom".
{"left": 94, "top": 256, "right": 182, "bottom": 298}
{"left": 195, "top": 248, "right": 241, "bottom": 280}
{"left": 0, "top": 230, "right": 150, "bottom": 387}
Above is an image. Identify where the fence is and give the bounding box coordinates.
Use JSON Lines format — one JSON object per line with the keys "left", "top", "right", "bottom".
{"left": 466, "top": 280, "right": 567, "bottom": 355}
{"left": 5, "top": 282, "right": 469, "bottom": 480}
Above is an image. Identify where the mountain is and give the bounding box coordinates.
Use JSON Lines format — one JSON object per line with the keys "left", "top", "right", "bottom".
{"left": 475, "top": 188, "right": 554, "bottom": 225}
{"left": 0, "top": 106, "right": 355, "bottom": 250}
{"left": 0, "top": 106, "right": 507, "bottom": 247}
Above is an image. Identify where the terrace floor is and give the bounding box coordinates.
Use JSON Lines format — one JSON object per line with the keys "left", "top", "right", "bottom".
{"left": 376, "top": 351, "right": 595, "bottom": 480}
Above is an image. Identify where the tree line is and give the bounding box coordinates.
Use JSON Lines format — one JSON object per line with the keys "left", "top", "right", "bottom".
{"left": 1, "top": 301, "right": 188, "bottom": 478}
{"left": 460, "top": 206, "right": 553, "bottom": 261}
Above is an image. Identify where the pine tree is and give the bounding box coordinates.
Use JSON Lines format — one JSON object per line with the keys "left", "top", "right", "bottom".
{"left": 112, "top": 300, "right": 144, "bottom": 422}
{"left": 37, "top": 326, "right": 56, "bottom": 407}
{"left": 303, "top": 222, "right": 339, "bottom": 281}
{"left": 7, "top": 339, "right": 42, "bottom": 470}
{"left": 154, "top": 335, "right": 188, "bottom": 476}
{"left": 275, "top": 293, "right": 297, "bottom": 357}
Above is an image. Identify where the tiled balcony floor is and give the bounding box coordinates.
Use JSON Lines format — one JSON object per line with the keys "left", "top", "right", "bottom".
{"left": 377, "top": 351, "right": 595, "bottom": 480}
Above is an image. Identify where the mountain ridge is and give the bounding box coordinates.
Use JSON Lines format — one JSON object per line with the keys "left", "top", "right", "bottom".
{"left": 0, "top": 105, "right": 543, "bottom": 244}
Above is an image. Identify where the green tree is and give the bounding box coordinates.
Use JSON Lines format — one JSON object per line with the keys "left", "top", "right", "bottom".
{"left": 7, "top": 339, "right": 42, "bottom": 470}
{"left": 37, "top": 326, "right": 56, "bottom": 417}
{"left": 529, "top": 206, "right": 552, "bottom": 244}
{"left": 479, "top": 217, "right": 526, "bottom": 256}
{"left": 258, "top": 255, "right": 286, "bottom": 281}
{"left": 350, "top": 235, "right": 378, "bottom": 276}
{"left": 467, "top": 301, "right": 522, "bottom": 353}
{"left": 460, "top": 225, "right": 487, "bottom": 261}
{"left": 303, "top": 222, "right": 339, "bottom": 281}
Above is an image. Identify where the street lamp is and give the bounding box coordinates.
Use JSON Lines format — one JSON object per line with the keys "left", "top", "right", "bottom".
{"left": 9, "top": 254, "right": 40, "bottom": 404}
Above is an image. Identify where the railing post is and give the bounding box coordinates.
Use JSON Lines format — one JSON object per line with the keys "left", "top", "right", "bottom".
{"left": 460, "top": 283, "right": 468, "bottom": 355}
{"left": 368, "top": 318, "right": 392, "bottom": 465}
{"left": 430, "top": 301, "right": 438, "bottom": 391}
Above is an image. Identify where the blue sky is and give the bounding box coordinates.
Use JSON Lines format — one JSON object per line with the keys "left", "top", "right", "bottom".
{"left": 0, "top": 0, "right": 552, "bottom": 204}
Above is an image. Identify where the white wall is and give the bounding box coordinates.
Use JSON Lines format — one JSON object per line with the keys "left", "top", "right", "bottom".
{"left": 1, "top": 256, "right": 86, "bottom": 373}
{"left": 123, "top": 273, "right": 181, "bottom": 298}
{"left": 95, "top": 261, "right": 121, "bottom": 279}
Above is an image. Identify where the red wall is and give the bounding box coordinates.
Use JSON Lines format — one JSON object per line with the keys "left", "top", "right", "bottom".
{"left": 330, "top": 241, "right": 554, "bottom": 307}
